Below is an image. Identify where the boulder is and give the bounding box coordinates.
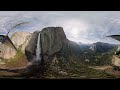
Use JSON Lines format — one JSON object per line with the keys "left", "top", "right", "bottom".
{"left": 112, "top": 45, "right": 120, "bottom": 67}
{"left": 0, "top": 42, "right": 17, "bottom": 59}
{"left": 112, "top": 55, "right": 120, "bottom": 67}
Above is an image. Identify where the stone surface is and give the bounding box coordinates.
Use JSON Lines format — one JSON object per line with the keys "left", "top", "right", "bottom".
{"left": 0, "top": 41, "right": 17, "bottom": 59}
{"left": 0, "top": 32, "right": 31, "bottom": 59}
{"left": 41, "top": 27, "right": 67, "bottom": 56}
{"left": 25, "top": 31, "right": 40, "bottom": 62}
{"left": 11, "top": 32, "right": 32, "bottom": 49}
{"left": 112, "top": 55, "right": 120, "bottom": 66}
{"left": 40, "top": 27, "right": 69, "bottom": 63}
{"left": 112, "top": 45, "right": 120, "bottom": 67}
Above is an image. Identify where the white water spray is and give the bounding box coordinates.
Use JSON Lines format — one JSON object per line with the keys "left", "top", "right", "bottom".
{"left": 36, "top": 32, "right": 41, "bottom": 61}
{"left": 0, "top": 42, "right": 2, "bottom": 52}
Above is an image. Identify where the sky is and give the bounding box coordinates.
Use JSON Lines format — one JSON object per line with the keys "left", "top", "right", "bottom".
{"left": 0, "top": 11, "right": 120, "bottom": 44}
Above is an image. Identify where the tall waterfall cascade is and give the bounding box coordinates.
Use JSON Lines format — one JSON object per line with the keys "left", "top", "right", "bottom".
{"left": 36, "top": 32, "right": 41, "bottom": 61}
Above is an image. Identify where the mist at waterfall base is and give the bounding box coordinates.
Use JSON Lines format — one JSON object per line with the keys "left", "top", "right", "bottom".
{"left": 0, "top": 11, "right": 120, "bottom": 44}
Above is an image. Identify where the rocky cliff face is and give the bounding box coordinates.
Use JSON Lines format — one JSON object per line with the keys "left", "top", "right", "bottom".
{"left": 0, "top": 42, "right": 17, "bottom": 59}
{"left": 0, "top": 32, "right": 31, "bottom": 60}
{"left": 25, "top": 31, "right": 40, "bottom": 62}
{"left": 11, "top": 32, "right": 32, "bottom": 53}
{"left": 21, "top": 27, "right": 90, "bottom": 77}
{"left": 25, "top": 27, "right": 81, "bottom": 64}
{"left": 41, "top": 27, "right": 67, "bottom": 56}
{"left": 40, "top": 27, "right": 69, "bottom": 63}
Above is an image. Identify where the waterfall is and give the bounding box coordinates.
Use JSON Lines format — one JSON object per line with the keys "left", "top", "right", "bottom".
{"left": 36, "top": 32, "right": 41, "bottom": 61}
{"left": 0, "top": 42, "right": 2, "bottom": 52}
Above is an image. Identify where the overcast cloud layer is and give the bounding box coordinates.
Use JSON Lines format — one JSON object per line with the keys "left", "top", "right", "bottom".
{"left": 0, "top": 11, "right": 120, "bottom": 44}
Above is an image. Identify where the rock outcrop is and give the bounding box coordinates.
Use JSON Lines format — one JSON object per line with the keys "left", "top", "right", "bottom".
{"left": 25, "top": 27, "right": 68, "bottom": 62}
{"left": 112, "top": 55, "right": 120, "bottom": 66}
{"left": 40, "top": 27, "right": 68, "bottom": 63}
{"left": 11, "top": 32, "right": 32, "bottom": 53}
{"left": 0, "top": 42, "right": 17, "bottom": 59}
{"left": 0, "top": 32, "right": 31, "bottom": 60}
{"left": 112, "top": 45, "right": 120, "bottom": 67}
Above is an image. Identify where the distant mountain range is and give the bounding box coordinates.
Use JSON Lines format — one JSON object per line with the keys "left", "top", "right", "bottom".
{"left": 78, "top": 42, "right": 118, "bottom": 66}
{"left": 78, "top": 42, "right": 118, "bottom": 53}
{"left": 89, "top": 42, "right": 118, "bottom": 53}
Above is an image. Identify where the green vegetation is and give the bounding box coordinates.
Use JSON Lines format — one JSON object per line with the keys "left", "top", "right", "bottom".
{"left": 80, "top": 46, "right": 117, "bottom": 66}
{"left": 43, "top": 52, "right": 116, "bottom": 79}
{"left": 0, "top": 47, "right": 28, "bottom": 68}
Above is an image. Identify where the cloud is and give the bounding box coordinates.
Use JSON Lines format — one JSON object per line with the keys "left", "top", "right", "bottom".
{"left": 0, "top": 11, "right": 120, "bottom": 44}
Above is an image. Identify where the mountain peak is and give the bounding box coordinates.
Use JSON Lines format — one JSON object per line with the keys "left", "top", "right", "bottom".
{"left": 90, "top": 42, "right": 117, "bottom": 53}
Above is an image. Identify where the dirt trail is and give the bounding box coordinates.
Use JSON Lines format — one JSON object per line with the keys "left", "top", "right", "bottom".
{"left": 89, "top": 66, "right": 113, "bottom": 70}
